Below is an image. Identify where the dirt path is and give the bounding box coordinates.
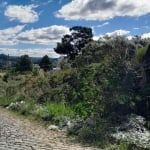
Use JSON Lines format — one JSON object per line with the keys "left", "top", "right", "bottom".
{"left": 0, "top": 108, "right": 100, "bottom": 150}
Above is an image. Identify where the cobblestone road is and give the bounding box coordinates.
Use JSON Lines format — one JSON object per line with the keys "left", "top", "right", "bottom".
{"left": 0, "top": 108, "right": 99, "bottom": 150}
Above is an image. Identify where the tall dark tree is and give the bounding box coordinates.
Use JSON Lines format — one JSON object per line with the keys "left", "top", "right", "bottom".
{"left": 39, "top": 55, "right": 53, "bottom": 71}
{"left": 75, "top": 37, "right": 136, "bottom": 67}
{"left": 54, "top": 26, "right": 93, "bottom": 60}
{"left": 16, "top": 55, "right": 33, "bottom": 72}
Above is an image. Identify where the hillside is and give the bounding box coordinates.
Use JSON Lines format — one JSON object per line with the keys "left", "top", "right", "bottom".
{"left": 0, "top": 37, "right": 150, "bottom": 149}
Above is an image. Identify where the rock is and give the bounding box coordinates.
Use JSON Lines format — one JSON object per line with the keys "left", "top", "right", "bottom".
{"left": 67, "top": 121, "right": 74, "bottom": 129}
{"left": 112, "top": 114, "right": 150, "bottom": 149}
{"left": 48, "top": 125, "right": 59, "bottom": 131}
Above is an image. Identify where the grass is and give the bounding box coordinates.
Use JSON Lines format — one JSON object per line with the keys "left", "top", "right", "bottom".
{"left": 0, "top": 97, "right": 14, "bottom": 107}
{"left": 135, "top": 45, "right": 148, "bottom": 62}
{"left": 0, "top": 71, "right": 76, "bottom": 125}
{"left": 46, "top": 102, "right": 75, "bottom": 118}
{"left": 37, "top": 102, "right": 76, "bottom": 124}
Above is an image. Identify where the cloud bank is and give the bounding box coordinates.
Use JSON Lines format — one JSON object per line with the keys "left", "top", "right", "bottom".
{"left": 17, "top": 25, "right": 70, "bottom": 45}
{"left": 56, "top": 0, "right": 150, "bottom": 21}
{"left": 0, "top": 25, "right": 70, "bottom": 46}
{"left": 5, "top": 5, "right": 39, "bottom": 23}
{"left": 93, "top": 29, "right": 130, "bottom": 40}
{"left": 0, "top": 48, "right": 60, "bottom": 58}
{"left": 141, "top": 33, "right": 150, "bottom": 39}
{"left": 0, "top": 25, "right": 25, "bottom": 45}
{"left": 105, "top": 29, "right": 130, "bottom": 37}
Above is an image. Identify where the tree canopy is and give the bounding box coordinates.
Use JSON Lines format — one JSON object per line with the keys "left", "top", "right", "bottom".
{"left": 75, "top": 37, "right": 136, "bottom": 67}
{"left": 39, "top": 55, "right": 53, "bottom": 71}
{"left": 16, "top": 55, "right": 33, "bottom": 72}
{"left": 54, "top": 26, "right": 93, "bottom": 60}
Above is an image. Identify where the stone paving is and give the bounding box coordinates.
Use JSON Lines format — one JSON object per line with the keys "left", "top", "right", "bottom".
{"left": 0, "top": 108, "right": 100, "bottom": 150}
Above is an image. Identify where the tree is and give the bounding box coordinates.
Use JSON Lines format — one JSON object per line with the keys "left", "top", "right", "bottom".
{"left": 54, "top": 26, "right": 93, "bottom": 60}
{"left": 68, "top": 37, "right": 137, "bottom": 117}
{"left": 39, "top": 55, "right": 53, "bottom": 71}
{"left": 60, "top": 58, "right": 71, "bottom": 70}
{"left": 75, "top": 37, "right": 136, "bottom": 67}
{"left": 16, "top": 55, "right": 33, "bottom": 72}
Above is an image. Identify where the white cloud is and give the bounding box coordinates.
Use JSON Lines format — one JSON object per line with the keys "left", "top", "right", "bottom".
{"left": 133, "top": 27, "right": 140, "bottom": 30}
{"left": 96, "top": 22, "right": 110, "bottom": 28}
{"left": 0, "top": 25, "right": 70, "bottom": 47}
{"left": 5, "top": 5, "right": 39, "bottom": 23}
{"left": 127, "top": 35, "right": 133, "bottom": 40}
{"left": 105, "top": 29, "right": 130, "bottom": 37}
{"left": 42, "top": 0, "right": 53, "bottom": 6}
{"left": 0, "top": 25, "right": 25, "bottom": 45}
{"left": 141, "top": 33, "right": 150, "bottom": 39}
{"left": 17, "top": 25, "right": 70, "bottom": 45}
{"left": 93, "top": 36, "right": 100, "bottom": 41}
{"left": 93, "top": 29, "right": 130, "bottom": 40}
{"left": 56, "top": 0, "right": 150, "bottom": 21}
{"left": 0, "top": 48, "right": 60, "bottom": 58}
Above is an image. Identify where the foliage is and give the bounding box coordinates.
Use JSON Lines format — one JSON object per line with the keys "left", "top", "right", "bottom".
{"left": 70, "top": 37, "right": 137, "bottom": 117}
{"left": 59, "top": 58, "right": 71, "bottom": 70}
{"left": 2, "top": 73, "right": 9, "bottom": 82}
{"left": 16, "top": 55, "right": 33, "bottom": 72}
{"left": 32, "top": 66, "right": 39, "bottom": 76}
{"left": 75, "top": 37, "right": 135, "bottom": 67}
{"left": 1, "top": 35, "right": 150, "bottom": 148}
{"left": 132, "top": 35, "right": 149, "bottom": 48}
{"left": 135, "top": 45, "right": 148, "bottom": 62}
{"left": 146, "top": 121, "right": 150, "bottom": 130}
{"left": 118, "top": 142, "right": 129, "bottom": 150}
{"left": 32, "top": 102, "right": 75, "bottom": 125}
{"left": 0, "top": 97, "right": 14, "bottom": 107}
{"left": 67, "top": 116, "right": 115, "bottom": 148}
{"left": 54, "top": 26, "right": 93, "bottom": 60}
{"left": 39, "top": 55, "right": 53, "bottom": 71}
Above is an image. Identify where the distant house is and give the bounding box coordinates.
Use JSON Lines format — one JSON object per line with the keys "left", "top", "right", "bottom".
{"left": 143, "top": 45, "right": 150, "bottom": 83}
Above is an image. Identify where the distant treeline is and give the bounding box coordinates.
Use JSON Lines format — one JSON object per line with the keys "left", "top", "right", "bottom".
{"left": 0, "top": 54, "right": 58, "bottom": 69}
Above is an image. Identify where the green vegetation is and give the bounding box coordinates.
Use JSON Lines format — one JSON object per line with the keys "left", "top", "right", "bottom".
{"left": 0, "top": 27, "right": 150, "bottom": 149}
{"left": 54, "top": 26, "right": 93, "bottom": 61}
{"left": 39, "top": 55, "right": 53, "bottom": 71}
{"left": 15, "top": 55, "right": 33, "bottom": 72}
{"left": 135, "top": 45, "right": 148, "bottom": 62}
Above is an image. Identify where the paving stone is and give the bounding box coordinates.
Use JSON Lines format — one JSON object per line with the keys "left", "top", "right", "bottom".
{"left": 0, "top": 108, "right": 100, "bottom": 150}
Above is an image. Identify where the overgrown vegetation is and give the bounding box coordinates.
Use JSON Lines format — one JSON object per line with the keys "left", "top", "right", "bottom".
{"left": 0, "top": 27, "right": 150, "bottom": 149}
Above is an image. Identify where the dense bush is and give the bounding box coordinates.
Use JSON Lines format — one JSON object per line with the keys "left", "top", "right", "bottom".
{"left": 135, "top": 45, "right": 148, "bottom": 62}
{"left": 15, "top": 55, "right": 33, "bottom": 72}
{"left": 39, "top": 55, "right": 53, "bottom": 71}
{"left": 0, "top": 36, "right": 150, "bottom": 149}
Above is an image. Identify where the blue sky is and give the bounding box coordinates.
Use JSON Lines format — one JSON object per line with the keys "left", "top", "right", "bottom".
{"left": 0, "top": 0, "right": 150, "bottom": 58}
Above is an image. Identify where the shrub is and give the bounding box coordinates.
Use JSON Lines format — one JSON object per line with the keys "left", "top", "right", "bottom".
{"left": 77, "top": 117, "right": 111, "bottom": 148}
{"left": 3, "top": 73, "right": 9, "bottom": 82}
{"left": 39, "top": 55, "right": 53, "bottom": 71}
{"left": 16, "top": 55, "right": 33, "bottom": 72}
{"left": 32, "top": 66, "right": 40, "bottom": 76}
{"left": 40, "top": 102, "right": 75, "bottom": 123}
{"left": 19, "top": 100, "right": 35, "bottom": 115}
{"left": 135, "top": 45, "right": 148, "bottom": 62}
{"left": 0, "top": 97, "right": 14, "bottom": 107}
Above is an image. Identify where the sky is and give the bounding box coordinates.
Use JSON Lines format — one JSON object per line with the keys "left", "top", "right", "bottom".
{"left": 0, "top": 0, "right": 150, "bottom": 58}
